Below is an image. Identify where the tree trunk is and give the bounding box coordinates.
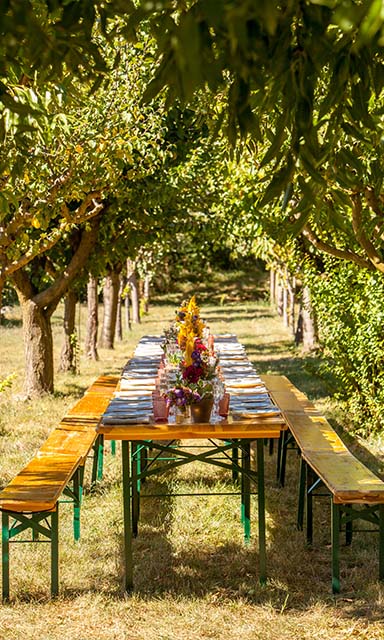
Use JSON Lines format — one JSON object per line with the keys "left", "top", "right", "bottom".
{"left": 143, "top": 273, "right": 150, "bottom": 313}
{"left": 12, "top": 215, "right": 101, "bottom": 395}
{"left": 300, "top": 285, "right": 318, "bottom": 351}
{"left": 288, "top": 276, "right": 296, "bottom": 335}
{"left": 84, "top": 275, "right": 99, "bottom": 360}
{"left": 58, "top": 289, "right": 78, "bottom": 373}
{"left": 125, "top": 284, "right": 131, "bottom": 332}
{"left": 269, "top": 269, "right": 276, "bottom": 306}
{"left": 276, "top": 275, "right": 284, "bottom": 317}
{"left": 116, "top": 275, "right": 124, "bottom": 341}
{"left": 127, "top": 259, "right": 140, "bottom": 324}
{"left": 99, "top": 267, "right": 120, "bottom": 349}
{"left": 19, "top": 298, "right": 54, "bottom": 396}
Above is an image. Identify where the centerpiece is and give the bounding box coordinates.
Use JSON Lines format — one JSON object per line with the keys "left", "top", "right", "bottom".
{"left": 162, "top": 296, "right": 220, "bottom": 423}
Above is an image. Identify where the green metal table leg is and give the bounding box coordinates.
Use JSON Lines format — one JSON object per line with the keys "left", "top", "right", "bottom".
{"left": 331, "top": 501, "right": 340, "bottom": 594}
{"left": 297, "top": 456, "right": 306, "bottom": 531}
{"left": 379, "top": 504, "right": 384, "bottom": 582}
{"left": 232, "top": 441, "right": 239, "bottom": 483}
{"left": 131, "top": 442, "right": 139, "bottom": 538}
{"left": 241, "top": 441, "right": 251, "bottom": 542}
{"left": 91, "top": 434, "right": 104, "bottom": 486}
{"left": 2, "top": 512, "right": 10, "bottom": 601}
{"left": 122, "top": 440, "right": 133, "bottom": 592}
{"left": 257, "top": 439, "right": 267, "bottom": 585}
{"left": 345, "top": 504, "right": 353, "bottom": 546}
{"left": 111, "top": 440, "right": 116, "bottom": 455}
{"left": 97, "top": 434, "right": 104, "bottom": 480}
{"left": 51, "top": 507, "right": 59, "bottom": 597}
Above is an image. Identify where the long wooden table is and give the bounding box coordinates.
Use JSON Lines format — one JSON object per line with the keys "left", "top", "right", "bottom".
{"left": 97, "top": 416, "right": 286, "bottom": 592}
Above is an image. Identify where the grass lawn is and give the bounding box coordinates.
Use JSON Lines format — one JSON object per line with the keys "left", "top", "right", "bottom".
{"left": 0, "top": 270, "right": 383, "bottom": 639}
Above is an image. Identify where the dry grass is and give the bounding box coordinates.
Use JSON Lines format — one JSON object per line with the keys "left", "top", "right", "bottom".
{"left": 0, "top": 284, "right": 384, "bottom": 639}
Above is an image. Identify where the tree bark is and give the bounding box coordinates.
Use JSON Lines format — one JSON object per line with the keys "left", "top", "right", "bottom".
{"left": 99, "top": 265, "right": 121, "bottom": 349}
{"left": 84, "top": 274, "right": 99, "bottom": 360}
{"left": 125, "top": 283, "right": 131, "bottom": 332}
{"left": 288, "top": 276, "right": 296, "bottom": 335}
{"left": 58, "top": 289, "right": 78, "bottom": 373}
{"left": 143, "top": 273, "right": 150, "bottom": 313}
{"left": 116, "top": 275, "right": 124, "bottom": 341}
{"left": 127, "top": 259, "right": 140, "bottom": 324}
{"left": 300, "top": 285, "right": 318, "bottom": 351}
{"left": 269, "top": 269, "right": 276, "bottom": 306}
{"left": 276, "top": 274, "right": 284, "bottom": 317}
{"left": 18, "top": 297, "right": 54, "bottom": 396}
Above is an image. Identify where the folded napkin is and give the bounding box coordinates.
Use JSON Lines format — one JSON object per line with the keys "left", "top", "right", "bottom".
{"left": 231, "top": 409, "right": 283, "bottom": 420}
{"left": 102, "top": 415, "right": 151, "bottom": 425}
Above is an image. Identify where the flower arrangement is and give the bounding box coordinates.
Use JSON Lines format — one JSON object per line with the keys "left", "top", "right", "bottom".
{"left": 175, "top": 295, "right": 206, "bottom": 366}
{"left": 162, "top": 296, "right": 219, "bottom": 408}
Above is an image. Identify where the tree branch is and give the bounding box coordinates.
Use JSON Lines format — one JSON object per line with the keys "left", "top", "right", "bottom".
{"left": 35, "top": 214, "right": 103, "bottom": 312}
{"left": 3, "top": 194, "right": 103, "bottom": 279}
{"left": 302, "top": 224, "right": 375, "bottom": 270}
{"left": 351, "top": 192, "right": 384, "bottom": 273}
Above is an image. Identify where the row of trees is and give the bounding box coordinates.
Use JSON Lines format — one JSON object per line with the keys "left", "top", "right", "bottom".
{"left": 2, "top": 2, "right": 384, "bottom": 433}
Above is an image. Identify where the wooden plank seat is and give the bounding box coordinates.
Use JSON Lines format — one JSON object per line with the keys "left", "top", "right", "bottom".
{"left": 0, "top": 452, "right": 82, "bottom": 599}
{"left": 0, "top": 374, "right": 118, "bottom": 599}
{"left": 262, "top": 374, "right": 384, "bottom": 593}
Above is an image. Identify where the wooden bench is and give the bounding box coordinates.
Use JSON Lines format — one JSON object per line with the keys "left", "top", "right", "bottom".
{"left": 0, "top": 374, "right": 118, "bottom": 600}
{"left": 261, "top": 374, "right": 384, "bottom": 593}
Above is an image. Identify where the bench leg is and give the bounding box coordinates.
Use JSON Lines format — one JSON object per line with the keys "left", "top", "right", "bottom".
{"left": 73, "top": 466, "right": 84, "bottom": 542}
{"left": 331, "top": 502, "right": 340, "bottom": 594}
{"left": 2, "top": 512, "right": 10, "bottom": 601}
{"left": 306, "top": 464, "right": 315, "bottom": 545}
{"left": 297, "top": 456, "right": 306, "bottom": 531}
{"left": 278, "top": 430, "right": 288, "bottom": 487}
{"left": 51, "top": 507, "right": 59, "bottom": 597}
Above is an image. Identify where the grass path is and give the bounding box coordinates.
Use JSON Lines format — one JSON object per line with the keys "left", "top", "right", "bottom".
{"left": 0, "top": 282, "right": 383, "bottom": 639}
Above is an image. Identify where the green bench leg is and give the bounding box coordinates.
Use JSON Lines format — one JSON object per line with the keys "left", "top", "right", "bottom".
{"left": 73, "top": 466, "right": 84, "bottom": 542}
{"left": 51, "top": 507, "right": 59, "bottom": 597}
{"left": 297, "top": 456, "right": 306, "bottom": 531}
{"left": 331, "top": 501, "right": 340, "bottom": 594}
{"left": 110, "top": 440, "right": 116, "bottom": 455}
{"left": 2, "top": 512, "right": 10, "bottom": 601}
{"left": 2, "top": 507, "right": 59, "bottom": 600}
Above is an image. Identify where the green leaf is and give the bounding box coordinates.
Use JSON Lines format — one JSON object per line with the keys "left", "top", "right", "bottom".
{"left": 260, "top": 112, "right": 287, "bottom": 168}
{"left": 258, "top": 156, "right": 295, "bottom": 208}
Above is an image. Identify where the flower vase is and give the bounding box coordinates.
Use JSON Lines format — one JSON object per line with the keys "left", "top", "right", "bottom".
{"left": 190, "top": 397, "right": 214, "bottom": 423}
{"left": 175, "top": 405, "right": 190, "bottom": 424}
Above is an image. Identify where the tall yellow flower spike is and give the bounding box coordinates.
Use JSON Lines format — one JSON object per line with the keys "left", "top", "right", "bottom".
{"left": 176, "top": 295, "right": 205, "bottom": 365}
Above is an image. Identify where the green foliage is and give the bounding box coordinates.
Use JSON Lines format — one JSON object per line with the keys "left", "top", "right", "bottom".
{"left": 307, "top": 258, "right": 384, "bottom": 434}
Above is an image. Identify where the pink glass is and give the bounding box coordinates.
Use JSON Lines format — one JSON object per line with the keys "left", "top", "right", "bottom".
{"left": 218, "top": 392, "right": 230, "bottom": 417}
{"left": 152, "top": 391, "right": 169, "bottom": 423}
